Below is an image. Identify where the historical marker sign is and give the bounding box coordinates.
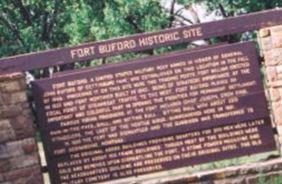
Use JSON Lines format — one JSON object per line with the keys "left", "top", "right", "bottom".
{"left": 32, "top": 42, "right": 276, "bottom": 184}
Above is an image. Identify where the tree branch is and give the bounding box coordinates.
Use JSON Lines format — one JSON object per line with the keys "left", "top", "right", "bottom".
{"left": 41, "top": 11, "right": 49, "bottom": 41}
{"left": 187, "top": 5, "right": 200, "bottom": 24}
{"left": 218, "top": 3, "right": 237, "bottom": 43}
{"left": 174, "top": 13, "right": 194, "bottom": 24}
{"left": 125, "top": 16, "right": 143, "bottom": 33}
{"left": 11, "top": 0, "right": 32, "bottom": 26}
{"left": 218, "top": 3, "right": 227, "bottom": 17}
{"left": 169, "top": 0, "right": 176, "bottom": 27}
{"left": 42, "top": 0, "right": 60, "bottom": 42}
{"left": 228, "top": 0, "right": 235, "bottom": 16}
{"left": 47, "top": 0, "right": 59, "bottom": 39}
{"left": 0, "top": 13, "right": 25, "bottom": 48}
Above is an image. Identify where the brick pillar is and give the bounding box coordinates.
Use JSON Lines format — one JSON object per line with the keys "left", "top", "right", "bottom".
{"left": 258, "top": 25, "right": 282, "bottom": 152}
{"left": 0, "top": 73, "right": 43, "bottom": 184}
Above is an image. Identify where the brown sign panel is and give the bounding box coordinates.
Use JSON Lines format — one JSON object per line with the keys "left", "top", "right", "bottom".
{"left": 32, "top": 42, "right": 276, "bottom": 184}
{"left": 2, "top": 9, "right": 282, "bottom": 73}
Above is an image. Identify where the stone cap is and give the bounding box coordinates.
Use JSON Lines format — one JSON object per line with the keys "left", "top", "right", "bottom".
{"left": 0, "top": 73, "right": 24, "bottom": 82}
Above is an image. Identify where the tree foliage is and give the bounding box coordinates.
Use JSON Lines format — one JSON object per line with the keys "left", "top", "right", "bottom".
{"left": 0, "top": 0, "right": 169, "bottom": 58}
{"left": 1, "top": 0, "right": 282, "bottom": 65}
{"left": 177, "top": 0, "right": 282, "bottom": 16}
{"left": 176, "top": 0, "right": 282, "bottom": 43}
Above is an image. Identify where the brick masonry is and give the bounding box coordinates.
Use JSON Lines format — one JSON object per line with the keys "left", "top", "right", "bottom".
{"left": 259, "top": 25, "right": 282, "bottom": 155}
{"left": 0, "top": 73, "right": 43, "bottom": 184}
{"left": 259, "top": 25, "right": 282, "bottom": 127}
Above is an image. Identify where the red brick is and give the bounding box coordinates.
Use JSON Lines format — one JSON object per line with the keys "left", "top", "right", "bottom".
{"left": 273, "top": 102, "right": 282, "bottom": 125}
{"left": 0, "top": 159, "right": 11, "bottom": 173}
{"left": 10, "top": 115, "right": 35, "bottom": 139}
{"left": 269, "top": 88, "right": 281, "bottom": 102}
{"left": 0, "top": 105, "right": 22, "bottom": 118}
{"left": 259, "top": 36, "right": 272, "bottom": 51}
{"left": 259, "top": 28, "right": 271, "bottom": 38}
{"left": 10, "top": 91, "right": 27, "bottom": 104}
{"left": 0, "top": 73, "right": 24, "bottom": 82}
{"left": 22, "top": 139, "right": 36, "bottom": 154}
{"left": 270, "top": 25, "right": 282, "bottom": 48}
{"left": 0, "top": 81, "right": 21, "bottom": 93}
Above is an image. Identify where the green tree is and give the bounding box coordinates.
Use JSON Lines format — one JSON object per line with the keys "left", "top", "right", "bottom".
{"left": 0, "top": 0, "right": 171, "bottom": 77}
{"left": 177, "top": 0, "right": 282, "bottom": 15}
{"left": 177, "top": 0, "right": 282, "bottom": 43}
{"left": 0, "top": 0, "right": 169, "bottom": 57}
{"left": 1, "top": 0, "right": 282, "bottom": 75}
{"left": 202, "top": 0, "right": 282, "bottom": 16}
